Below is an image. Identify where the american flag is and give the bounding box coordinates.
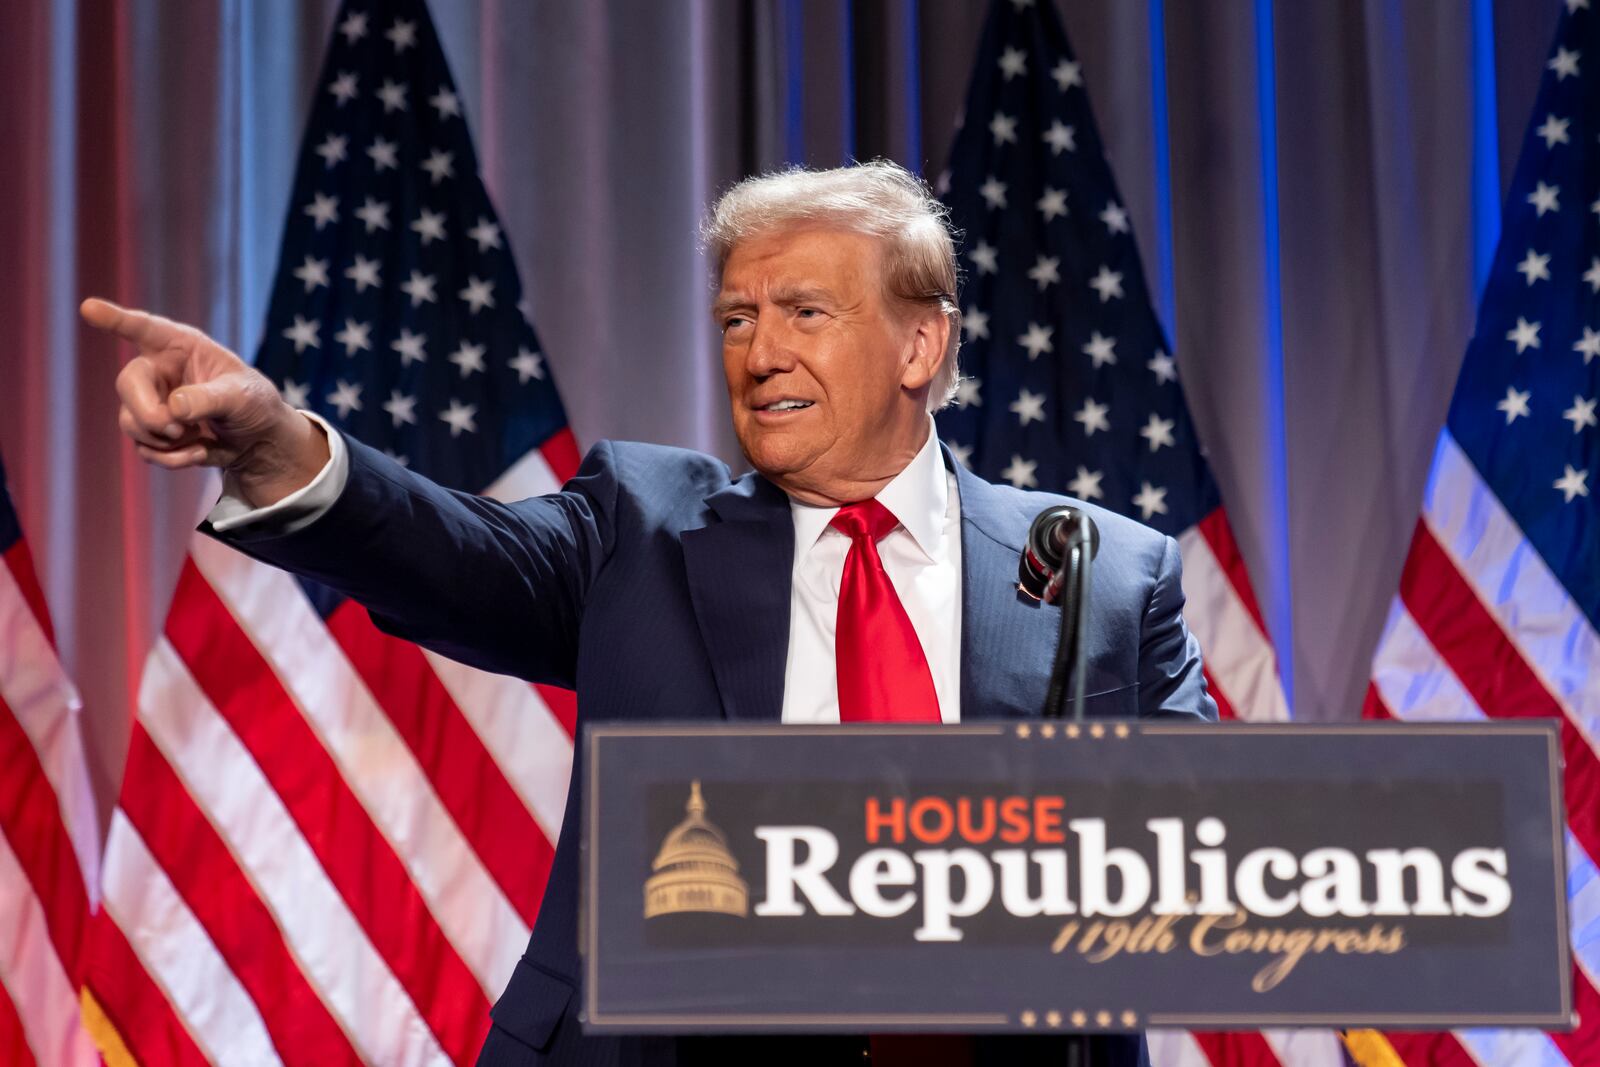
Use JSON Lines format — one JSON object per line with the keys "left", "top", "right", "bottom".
{"left": 1356, "top": 2, "right": 1600, "bottom": 1065}
{"left": 0, "top": 452, "right": 102, "bottom": 1066}
{"left": 934, "top": 2, "right": 1336, "bottom": 1065}
{"left": 80, "top": 2, "right": 579, "bottom": 1064}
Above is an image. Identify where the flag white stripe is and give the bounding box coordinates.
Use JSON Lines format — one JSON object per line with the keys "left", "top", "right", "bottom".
{"left": 1369, "top": 602, "right": 1489, "bottom": 724}
{"left": 1569, "top": 830, "right": 1600, "bottom": 996}
{"left": 1176, "top": 526, "right": 1289, "bottom": 722}
{"left": 101, "top": 810, "right": 285, "bottom": 1067}
{"left": 1570, "top": 835, "right": 1600, "bottom": 980}
{"left": 1147, "top": 1029, "right": 1219, "bottom": 1067}
{"left": 0, "top": 559, "right": 101, "bottom": 895}
{"left": 0, "top": 829, "right": 98, "bottom": 1067}
{"left": 1454, "top": 1028, "right": 1569, "bottom": 1067}
{"left": 1177, "top": 528, "right": 1326, "bottom": 1065}
{"left": 1261, "top": 1029, "right": 1343, "bottom": 1066}
{"left": 1149, "top": 1024, "right": 1344, "bottom": 1066}
{"left": 422, "top": 649, "right": 571, "bottom": 840}
{"left": 1422, "top": 431, "right": 1600, "bottom": 760}
{"left": 190, "top": 537, "right": 527, "bottom": 998}
{"left": 1372, "top": 602, "right": 1586, "bottom": 1063}
{"left": 484, "top": 444, "right": 563, "bottom": 502}
{"left": 1373, "top": 601, "right": 1598, "bottom": 937}
{"left": 140, "top": 637, "right": 449, "bottom": 1067}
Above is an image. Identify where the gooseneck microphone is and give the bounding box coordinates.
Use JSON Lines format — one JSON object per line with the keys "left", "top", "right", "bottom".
{"left": 1018, "top": 506, "right": 1100, "bottom": 603}
{"left": 1018, "top": 506, "right": 1100, "bottom": 722}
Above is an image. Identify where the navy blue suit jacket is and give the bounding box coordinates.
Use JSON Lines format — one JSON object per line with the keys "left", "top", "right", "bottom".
{"left": 221, "top": 435, "right": 1215, "bottom": 1067}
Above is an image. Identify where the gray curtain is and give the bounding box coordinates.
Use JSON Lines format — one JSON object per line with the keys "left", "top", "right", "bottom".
{"left": 0, "top": 0, "right": 1562, "bottom": 806}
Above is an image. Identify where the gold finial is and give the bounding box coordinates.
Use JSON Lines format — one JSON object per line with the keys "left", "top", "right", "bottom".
{"left": 687, "top": 779, "right": 706, "bottom": 816}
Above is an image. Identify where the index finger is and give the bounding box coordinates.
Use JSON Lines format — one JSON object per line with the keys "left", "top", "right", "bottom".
{"left": 80, "top": 297, "right": 184, "bottom": 350}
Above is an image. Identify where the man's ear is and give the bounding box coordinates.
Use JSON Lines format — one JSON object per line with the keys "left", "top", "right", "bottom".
{"left": 899, "top": 308, "right": 951, "bottom": 393}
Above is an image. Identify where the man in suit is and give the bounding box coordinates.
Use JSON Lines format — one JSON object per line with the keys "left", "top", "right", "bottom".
{"left": 89, "top": 160, "right": 1213, "bottom": 1066}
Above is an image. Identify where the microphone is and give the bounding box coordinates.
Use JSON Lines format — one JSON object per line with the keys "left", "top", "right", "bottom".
{"left": 1020, "top": 506, "right": 1101, "bottom": 723}
{"left": 1018, "top": 506, "right": 1100, "bottom": 603}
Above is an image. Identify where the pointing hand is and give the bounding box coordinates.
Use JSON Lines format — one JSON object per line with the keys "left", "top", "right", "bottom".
{"left": 83, "top": 297, "right": 331, "bottom": 507}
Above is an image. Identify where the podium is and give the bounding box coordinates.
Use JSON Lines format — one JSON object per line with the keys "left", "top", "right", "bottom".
{"left": 579, "top": 720, "right": 1570, "bottom": 1034}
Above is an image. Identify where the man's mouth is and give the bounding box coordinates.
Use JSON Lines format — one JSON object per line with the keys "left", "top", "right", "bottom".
{"left": 758, "top": 399, "right": 815, "bottom": 412}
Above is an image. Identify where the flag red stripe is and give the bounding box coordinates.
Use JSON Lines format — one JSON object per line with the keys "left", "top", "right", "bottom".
{"left": 0, "top": 982, "right": 38, "bottom": 1067}
{"left": 1195, "top": 529, "right": 1288, "bottom": 1067}
{"left": 1360, "top": 681, "right": 1390, "bottom": 721}
{"left": 1196, "top": 508, "right": 1268, "bottom": 638}
{"left": 1202, "top": 665, "right": 1238, "bottom": 721}
{"left": 1374, "top": 1031, "right": 1481, "bottom": 1067}
{"left": 3, "top": 542, "right": 54, "bottom": 649}
{"left": 1366, "top": 684, "right": 1591, "bottom": 1066}
{"left": 83, "top": 913, "right": 210, "bottom": 1067}
{"left": 534, "top": 682, "right": 578, "bottom": 740}
{"left": 163, "top": 561, "right": 489, "bottom": 1063}
{"left": 539, "top": 426, "right": 581, "bottom": 483}
{"left": 1388, "top": 528, "right": 1600, "bottom": 1061}
{"left": 327, "top": 601, "right": 555, "bottom": 927}
{"left": 1188, "top": 1030, "right": 1284, "bottom": 1067}
{"left": 1399, "top": 521, "right": 1600, "bottom": 868}
{"left": 0, "top": 690, "right": 88, "bottom": 981}
{"left": 118, "top": 724, "right": 362, "bottom": 1066}
{"left": 1553, "top": 959, "right": 1600, "bottom": 1067}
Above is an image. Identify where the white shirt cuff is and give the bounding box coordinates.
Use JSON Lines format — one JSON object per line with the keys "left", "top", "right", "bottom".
{"left": 207, "top": 411, "right": 350, "bottom": 535}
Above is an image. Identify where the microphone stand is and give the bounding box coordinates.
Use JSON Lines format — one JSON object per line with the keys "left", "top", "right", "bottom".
{"left": 1040, "top": 548, "right": 1090, "bottom": 1058}
{"left": 1026, "top": 511, "right": 1096, "bottom": 1066}
{"left": 1041, "top": 533, "right": 1093, "bottom": 722}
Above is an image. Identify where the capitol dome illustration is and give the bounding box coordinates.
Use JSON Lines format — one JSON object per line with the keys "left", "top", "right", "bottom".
{"left": 644, "top": 781, "right": 749, "bottom": 918}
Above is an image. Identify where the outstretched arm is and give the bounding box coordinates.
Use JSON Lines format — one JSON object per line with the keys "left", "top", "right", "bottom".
{"left": 212, "top": 433, "right": 619, "bottom": 687}
{"left": 89, "top": 297, "right": 612, "bottom": 686}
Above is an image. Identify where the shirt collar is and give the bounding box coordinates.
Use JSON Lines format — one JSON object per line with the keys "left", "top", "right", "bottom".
{"left": 789, "top": 420, "right": 948, "bottom": 561}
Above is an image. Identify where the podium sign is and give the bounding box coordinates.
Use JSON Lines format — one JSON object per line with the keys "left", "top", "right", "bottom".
{"left": 580, "top": 721, "right": 1569, "bottom": 1033}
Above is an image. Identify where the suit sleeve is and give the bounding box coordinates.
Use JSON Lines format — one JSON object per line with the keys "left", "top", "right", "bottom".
{"left": 1137, "top": 535, "right": 1219, "bottom": 721}
{"left": 205, "top": 434, "right": 621, "bottom": 687}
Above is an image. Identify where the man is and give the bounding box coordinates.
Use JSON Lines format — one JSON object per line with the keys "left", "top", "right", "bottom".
{"left": 88, "top": 161, "right": 1213, "bottom": 1066}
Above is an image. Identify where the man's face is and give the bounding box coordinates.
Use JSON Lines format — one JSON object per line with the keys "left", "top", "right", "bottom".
{"left": 715, "top": 226, "right": 938, "bottom": 505}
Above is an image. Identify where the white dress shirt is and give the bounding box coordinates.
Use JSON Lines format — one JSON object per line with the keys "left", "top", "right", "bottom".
{"left": 208, "top": 411, "right": 350, "bottom": 535}
{"left": 781, "top": 422, "right": 962, "bottom": 723}
{"left": 208, "top": 415, "right": 964, "bottom": 723}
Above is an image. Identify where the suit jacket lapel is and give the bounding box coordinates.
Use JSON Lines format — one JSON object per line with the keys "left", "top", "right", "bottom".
{"left": 681, "top": 450, "right": 1059, "bottom": 723}
{"left": 681, "top": 472, "right": 794, "bottom": 721}
{"left": 952, "top": 454, "right": 1057, "bottom": 721}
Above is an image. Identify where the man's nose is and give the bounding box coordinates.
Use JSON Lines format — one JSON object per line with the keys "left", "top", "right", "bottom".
{"left": 745, "top": 317, "right": 796, "bottom": 378}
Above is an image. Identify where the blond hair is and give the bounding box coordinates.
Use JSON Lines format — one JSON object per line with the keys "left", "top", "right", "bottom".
{"left": 702, "top": 160, "right": 962, "bottom": 411}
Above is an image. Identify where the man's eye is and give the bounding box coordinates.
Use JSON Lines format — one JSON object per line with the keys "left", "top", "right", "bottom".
{"left": 796, "top": 308, "right": 820, "bottom": 319}
{"left": 723, "top": 316, "right": 750, "bottom": 332}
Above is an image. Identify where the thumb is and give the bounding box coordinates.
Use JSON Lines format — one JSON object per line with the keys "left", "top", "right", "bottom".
{"left": 168, "top": 377, "right": 245, "bottom": 423}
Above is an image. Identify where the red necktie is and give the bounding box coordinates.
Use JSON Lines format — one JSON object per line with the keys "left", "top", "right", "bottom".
{"left": 833, "top": 502, "right": 973, "bottom": 1065}
{"left": 830, "top": 499, "right": 941, "bottom": 724}
{"left": 838, "top": 502, "right": 972, "bottom": 1067}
